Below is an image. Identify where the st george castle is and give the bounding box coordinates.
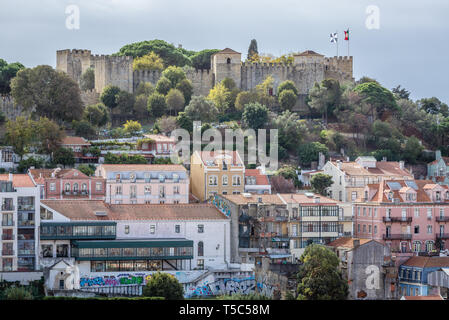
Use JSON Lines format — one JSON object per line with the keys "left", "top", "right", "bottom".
{"left": 56, "top": 47, "right": 354, "bottom": 105}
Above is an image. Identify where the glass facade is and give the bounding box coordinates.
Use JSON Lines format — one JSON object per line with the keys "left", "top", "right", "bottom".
{"left": 40, "top": 223, "right": 117, "bottom": 239}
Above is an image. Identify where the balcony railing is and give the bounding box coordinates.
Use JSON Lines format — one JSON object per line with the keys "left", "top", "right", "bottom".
{"left": 2, "top": 250, "right": 14, "bottom": 256}
{"left": 18, "top": 249, "right": 35, "bottom": 256}
{"left": 1, "top": 233, "right": 14, "bottom": 240}
{"left": 436, "top": 233, "right": 449, "bottom": 239}
{"left": 17, "top": 220, "right": 35, "bottom": 227}
{"left": 1, "top": 204, "right": 14, "bottom": 211}
{"left": 1, "top": 221, "right": 14, "bottom": 227}
{"left": 17, "top": 205, "right": 34, "bottom": 211}
{"left": 436, "top": 216, "right": 449, "bottom": 222}
{"left": 383, "top": 234, "right": 412, "bottom": 240}
{"left": 383, "top": 217, "right": 412, "bottom": 223}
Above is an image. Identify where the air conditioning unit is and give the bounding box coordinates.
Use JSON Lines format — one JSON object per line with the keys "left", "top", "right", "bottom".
{"left": 94, "top": 211, "right": 107, "bottom": 216}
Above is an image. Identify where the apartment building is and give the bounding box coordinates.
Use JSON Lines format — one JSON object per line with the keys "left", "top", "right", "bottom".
{"left": 323, "top": 156, "right": 414, "bottom": 203}
{"left": 60, "top": 136, "right": 94, "bottom": 163}
{"left": 95, "top": 164, "right": 189, "bottom": 204}
{"left": 0, "top": 174, "right": 40, "bottom": 272}
{"left": 136, "top": 134, "right": 176, "bottom": 160}
{"left": 29, "top": 168, "right": 106, "bottom": 200}
{"left": 244, "top": 168, "right": 271, "bottom": 194}
{"left": 354, "top": 179, "right": 449, "bottom": 264}
{"left": 190, "top": 150, "right": 245, "bottom": 202}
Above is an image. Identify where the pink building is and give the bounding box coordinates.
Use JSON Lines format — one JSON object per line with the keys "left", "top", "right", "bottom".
{"left": 95, "top": 164, "right": 189, "bottom": 204}
{"left": 137, "top": 134, "right": 175, "bottom": 160}
{"left": 28, "top": 168, "right": 106, "bottom": 200}
{"left": 59, "top": 136, "right": 96, "bottom": 163}
{"left": 354, "top": 180, "right": 449, "bottom": 264}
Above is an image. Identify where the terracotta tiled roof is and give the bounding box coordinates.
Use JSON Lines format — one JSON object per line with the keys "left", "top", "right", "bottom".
{"left": 98, "top": 164, "right": 187, "bottom": 172}
{"left": 330, "top": 161, "right": 413, "bottom": 177}
{"left": 29, "top": 168, "right": 89, "bottom": 181}
{"left": 296, "top": 50, "right": 323, "bottom": 56}
{"left": 0, "top": 174, "right": 35, "bottom": 187}
{"left": 143, "top": 134, "right": 175, "bottom": 142}
{"left": 401, "top": 256, "right": 449, "bottom": 268}
{"left": 402, "top": 295, "right": 444, "bottom": 300}
{"left": 41, "top": 200, "right": 227, "bottom": 221}
{"left": 245, "top": 169, "right": 269, "bottom": 185}
{"left": 327, "top": 237, "right": 373, "bottom": 248}
{"left": 220, "top": 194, "right": 284, "bottom": 205}
{"left": 61, "top": 136, "right": 90, "bottom": 146}
{"left": 429, "top": 157, "right": 449, "bottom": 165}
{"left": 216, "top": 48, "right": 240, "bottom": 54}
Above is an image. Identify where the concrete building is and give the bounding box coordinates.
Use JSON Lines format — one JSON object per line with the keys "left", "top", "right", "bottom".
{"left": 354, "top": 179, "right": 449, "bottom": 265}
{"left": 427, "top": 150, "right": 449, "bottom": 185}
{"left": 95, "top": 164, "right": 189, "bottom": 204}
{"left": 190, "top": 150, "right": 245, "bottom": 202}
{"left": 39, "top": 201, "right": 231, "bottom": 292}
{"left": 322, "top": 157, "right": 414, "bottom": 203}
{"left": 28, "top": 168, "right": 106, "bottom": 200}
{"left": 0, "top": 174, "right": 40, "bottom": 272}
{"left": 0, "top": 147, "right": 18, "bottom": 171}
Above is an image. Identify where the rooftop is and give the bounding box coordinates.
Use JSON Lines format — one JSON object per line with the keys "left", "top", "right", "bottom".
{"left": 220, "top": 194, "right": 284, "bottom": 205}
{"left": 195, "top": 150, "right": 243, "bottom": 167}
{"left": 0, "top": 174, "right": 35, "bottom": 188}
{"left": 245, "top": 169, "right": 270, "bottom": 186}
{"left": 61, "top": 136, "right": 91, "bottom": 146}
{"left": 98, "top": 164, "right": 187, "bottom": 172}
{"left": 41, "top": 200, "right": 227, "bottom": 221}
{"left": 327, "top": 237, "right": 373, "bottom": 249}
{"left": 401, "top": 256, "right": 449, "bottom": 268}
{"left": 330, "top": 161, "right": 413, "bottom": 177}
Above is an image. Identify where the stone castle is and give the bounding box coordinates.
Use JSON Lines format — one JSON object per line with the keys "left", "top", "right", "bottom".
{"left": 56, "top": 48, "right": 354, "bottom": 99}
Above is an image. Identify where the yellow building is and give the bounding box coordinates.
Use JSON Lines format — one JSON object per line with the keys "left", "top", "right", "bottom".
{"left": 190, "top": 150, "right": 245, "bottom": 202}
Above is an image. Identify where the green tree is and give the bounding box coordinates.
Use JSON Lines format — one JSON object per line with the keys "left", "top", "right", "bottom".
{"left": 73, "top": 120, "right": 96, "bottom": 139}
{"left": 392, "top": 85, "right": 410, "bottom": 100}
{"left": 235, "top": 91, "right": 258, "bottom": 111}
{"left": 4, "top": 117, "right": 33, "bottom": 159}
{"left": 184, "top": 95, "right": 218, "bottom": 123}
{"left": 77, "top": 164, "right": 96, "bottom": 176}
{"left": 247, "top": 39, "right": 258, "bottom": 60}
{"left": 0, "top": 59, "right": 25, "bottom": 94}
{"left": 10, "top": 65, "right": 83, "bottom": 122}
{"left": 4, "top": 286, "right": 33, "bottom": 300}
{"left": 297, "top": 244, "right": 348, "bottom": 300}
{"left": 35, "top": 117, "right": 65, "bottom": 154}
{"left": 123, "top": 120, "right": 142, "bottom": 135}
{"left": 83, "top": 103, "right": 109, "bottom": 127}
{"left": 207, "top": 82, "right": 231, "bottom": 113}
{"left": 142, "top": 272, "right": 184, "bottom": 300}
{"left": 161, "top": 66, "right": 186, "bottom": 88}
{"left": 402, "top": 136, "right": 424, "bottom": 164}
{"left": 417, "top": 97, "right": 449, "bottom": 117}
{"left": 242, "top": 102, "right": 268, "bottom": 130}
{"left": 18, "top": 157, "right": 45, "bottom": 173}
{"left": 272, "top": 111, "right": 308, "bottom": 152}
{"left": 135, "top": 82, "right": 155, "bottom": 96}
{"left": 277, "top": 80, "right": 298, "bottom": 96}
{"left": 279, "top": 89, "right": 297, "bottom": 111}
{"left": 155, "top": 76, "right": 172, "bottom": 95}
{"left": 165, "top": 88, "right": 185, "bottom": 116}
{"left": 190, "top": 49, "right": 220, "bottom": 69}
{"left": 176, "top": 111, "right": 193, "bottom": 133}
{"left": 255, "top": 76, "right": 276, "bottom": 109}
{"left": 100, "top": 85, "right": 121, "bottom": 110}
{"left": 308, "top": 79, "right": 341, "bottom": 124}
{"left": 176, "top": 79, "right": 193, "bottom": 105}
{"left": 52, "top": 148, "right": 75, "bottom": 167}
{"left": 276, "top": 166, "right": 300, "bottom": 188}
{"left": 133, "top": 94, "right": 149, "bottom": 119}
{"left": 310, "top": 173, "right": 333, "bottom": 196}
{"left": 298, "top": 142, "right": 329, "bottom": 167}
{"left": 353, "top": 81, "right": 399, "bottom": 120}
{"left": 221, "top": 78, "right": 237, "bottom": 91}
{"left": 133, "top": 52, "right": 164, "bottom": 71}
{"left": 80, "top": 67, "right": 95, "bottom": 91}
{"left": 156, "top": 116, "right": 178, "bottom": 135}
{"left": 116, "top": 90, "right": 135, "bottom": 115}
{"left": 147, "top": 92, "right": 166, "bottom": 118}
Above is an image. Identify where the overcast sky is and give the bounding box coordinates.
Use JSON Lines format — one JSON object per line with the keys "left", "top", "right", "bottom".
{"left": 0, "top": 0, "right": 448, "bottom": 102}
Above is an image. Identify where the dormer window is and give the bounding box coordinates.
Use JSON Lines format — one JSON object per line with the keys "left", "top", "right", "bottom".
{"left": 130, "top": 172, "right": 136, "bottom": 182}
{"left": 387, "top": 192, "right": 393, "bottom": 200}
{"left": 436, "top": 191, "right": 441, "bottom": 201}
{"left": 159, "top": 174, "right": 165, "bottom": 182}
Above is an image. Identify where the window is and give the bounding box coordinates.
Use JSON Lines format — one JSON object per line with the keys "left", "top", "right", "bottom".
{"left": 42, "top": 244, "right": 53, "bottom": 258}
{"left": 159, "top": 186, "right": 165, "bottom": 198}
{"left": 351, "top": 192, "right": 357, "bottom": 201}
{"left": 427, "top": 225, "right": 432, "bottom": 234}
{"left": 369, "top": 225, "right": 372, "bottom": 233}
{"left": 73, "top": 183, "right": 79, "bottom": 193}
{"left": 115, "top": 185, "right": 122, "bottom": 195}
{"left": 130, "top": 185, "right": 137, "bottom": 198}
{"left": 209, "top": 176, "right": 218, "bottom": 186}
{"left": 426, "top": 241, "right": 434, "bottom": 252}
{"left": 197, "top": 259, "right": 204, "bottom": 270}
{"left": 158, "top": 174, "right": 165, "bottom": 182}
{"left": 232, "top": 175, "right": 241, "bottom": 186}
{"left": 427, "top": 208, "right": 432, "bottom": 219}
{"left": 374, "top": 225, "right": 377, "bottom": 234}
{"left": 226, "top": 57, "right": 231, "bottom": 64}
{"left": 363, "top": 225, "right": 366, "bottom": 233}
{"left": 363, "top": 208, "right": 366, "bottom": 216}
{"left": 130, "top": 172, "right": 136, "bottom": 182}
{"left": 145, "top": 186, "right": 151, "bottom": 195}
{"left": 357, "top": 207, "right": 361, "bottom": 216}
{"left": 173, "top": 174, "right": 179, "bottom": 183}
{"left": 96, "top": 182, "right": 102, "bottom": 191}
{"left": 413, "top": 241, "right": 421, "bottom": 252}
{"left": 124, "top": 225, "right": 130, "bottom": 234}
{"left": 150, "top": 224, "right": 156, "bottom": 234}
{"left": 357, "top": 224, "right": 360, "bottom": 233}
{"left": 116, "top": 174, "right": 121, "bottom": 182}
{"left": 198, "top": 224, "right": 204, "bottom": 233}
{"left": 440, "top": 208, "right": 444, "bottom": 218}
{"left": 50, "top": 183, "right": 56, "bottom": 191}
{"left": 175, "top": 225, "right": 180, "bottom": 233}
{"left": 374, "top": 208, "right": 377, "bottom": 217}
{"left": 173, "top": 186, "right": 179, "bottom": 195}
{"left": 414, "top": 208, "right": 419, "bottom": 217}
{"left": 56, "top": 244, "right": 68, "bottom": 257}
{"left": 414, "top": 226, "right": 420, "bottom": 234}
{"left": 222, "top": 175, "right": 228, "bottom": 186}
{"left": 197, "top": 241, "right": 204, "bottom": 256}
{"left": 65, "top": 183, "right": 71, "bottom": 192}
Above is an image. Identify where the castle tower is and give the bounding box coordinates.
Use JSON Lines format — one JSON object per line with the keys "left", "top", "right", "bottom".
{"left": 292, "top": 50, "right": 326, "bottom": 94}
{"left": 56, "top": 49, "right": 93, "bottom": 86}
{"left": 211, "top": 48, "right": 242, "bottom": 88}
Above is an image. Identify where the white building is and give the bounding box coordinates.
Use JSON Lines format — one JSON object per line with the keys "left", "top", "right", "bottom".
{"left": 0, "top": 174, "right": 40, "bottom": 272}
{"left": 39, "top": 200, "right": 231, "bottom": 291}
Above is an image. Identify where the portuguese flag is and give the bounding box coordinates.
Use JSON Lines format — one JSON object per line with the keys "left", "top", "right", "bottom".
{"left": 344, "top": 29, "right": 350, "bottom": 41}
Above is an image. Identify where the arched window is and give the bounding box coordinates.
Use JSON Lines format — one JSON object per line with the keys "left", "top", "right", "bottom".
{"left": 226, "top": 58, "right": 231, "bottom": 64}
{"left": 82, "top": 183, "right": 87, "bottom": 191}
{"left": 198, "top": 241, "right": 204, "bottom": 257}
{"left": 73, "top": 183, "right": 79, "bottom": 192}
{"left": 65, "top": 183, "right": 71, "bottom": 192}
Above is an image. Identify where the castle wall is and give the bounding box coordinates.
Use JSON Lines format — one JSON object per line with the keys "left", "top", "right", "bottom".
{"left": 185, "top": 69, "right": 214, "bottom": 96}
{"left": 132, "top": 70, "right": 161, "bottom": 91}
{"left": 56, "top": 49, "right": 92, "bottom": 86}
{"left": 324, "top": 56, "right": 353, "bottom": 80}
{"left": 92, "top": 55, "right": 133, "bottom": 94}
{"left": 0, "top": 95, "right": 32, "bottom": 120}
{"left": 212, "top": 53, "right": 241, "bottom": 88}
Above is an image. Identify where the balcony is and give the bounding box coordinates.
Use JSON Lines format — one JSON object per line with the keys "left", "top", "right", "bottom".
{"left": 2, "top": 250, "right": 14, "bottom": 256}
{"left": 17, "top": 205, "right": 34, "bottom": 211}
{"left": 436, "top": 216, "right": 449, "bottom": 222}
{"left": 1, "top": 220, "right": 14, "bottom": 227}
{"left": 1, "top": 204, "right": 14, "bottom": 211}
{"left": 17, "top": 220, "right": 35, "bottom": 227}
{"left": 383, "top": 234, "right": 412, "bottom": 240}
{"left": 436, "top": 233, "right": 449, "bottom": 239}
{"left": 18, "top": 249, "right": 35, "bottom": 256}
{"left": 383, "top": 217, "right": 412, "bottom": 223}
{"left": 341, "top": 216, "right": 353, "bottom": 222}
{"left": 2, "top": 233, "right": 14, "bottom": 240}
{"left": 40, "top": 222, "right": 117, "bottom": 240}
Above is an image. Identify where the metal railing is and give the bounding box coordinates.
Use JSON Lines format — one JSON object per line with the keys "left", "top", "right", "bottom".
{"left": 1, "top": 205, "right": 14, "bottom": 211}
{"left": 1, "top": 233, "right": 14, "bottom": 240}
{"left": 436, "top": 216, "right": 449, "bottom": 222}
{"left": 79, "top": 285, "right": 144, "bottom": 297}
{"left": 383, "top": 234, "right": 412, "bottom": 240}
{"left": 383, "top": 217, "right": 412, "bottom": 223}
{"left": 436, "top": 233, "right": 449, "bottom": 239}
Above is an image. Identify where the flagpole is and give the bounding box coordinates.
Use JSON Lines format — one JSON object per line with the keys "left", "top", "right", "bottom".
{"left": 347, "top": 29, "right": 350, "bottom": 57}
{"left": 336, "top": 30, "right": 339, "bottom": 57}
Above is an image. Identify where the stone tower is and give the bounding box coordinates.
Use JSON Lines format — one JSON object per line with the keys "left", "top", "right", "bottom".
{"left": 56, "top": 49, "right": 93, "bottom": 86}
{"left": 211, "top": 48, "right": 242, "bottom": 88}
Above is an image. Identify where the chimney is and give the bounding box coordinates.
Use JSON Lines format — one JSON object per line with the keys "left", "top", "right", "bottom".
{"left": 399, "top": 161, "right": 405, "bottom": 170}
{"left": 436, "top": 150, "right": 442, "bottom": 161}
{"left": 8, "top": 173, "right": 12, "bottom": 181}
{"left": 314, "top": 196, "right": 320, "bottom": 203}
{"left": 353, "top": 239, "right": 360, "bottom": 248}
{"left": 336, "top": 160, "right": 342, "bottom": 170}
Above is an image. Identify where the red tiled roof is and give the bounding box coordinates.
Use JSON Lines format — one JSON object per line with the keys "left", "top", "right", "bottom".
{"left": 41, "top": 200, "right": 227, "bottom": 221}
{"left": 327, "top": 237, "right": 373, "bottom": 248}
{"left": 61, "top": 136, "right": 90, "bottom": 146}
{"left": 143, "top": 134, "right": 175, "bottom": 142}
{"left": 221, "top": 194, "right": 284, "bottom": 205}
{"left": 98, "top": 164, "right": 186, "bottom": 172}
{"left": 245, "top": 169, "right": 269, "bottom": 185}
{"left": 402, "top": 295, "right": 443, "bottom": 300}
{"left": 429, "top": 157, "right": 449, "bottom": 165}
{"left": 0, "top": 174, "right": 35, "bottom": 188}
{"left": 401, "top": 256, "right": 449, "bottom": 268}
{"left": 279, "top": 193, "right": 339, "bottom": 205}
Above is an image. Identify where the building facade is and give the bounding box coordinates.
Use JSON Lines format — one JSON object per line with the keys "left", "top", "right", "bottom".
{"left": 59, "top": 136, "right": 94, "bottom": 163}
{"left": 95, "top": 164, "right": 189, "bottom": 204}
{"left": 0, "top": 174, "right": 40, "bottom": 272}
{"left": 244, "top": 168, "right": 271, "bottom": 194}
{"left": 29, "top": 168, "right": 106, "bottom": 200}
{"left": 323, "top": 157, "right": 414, "bottom": 203}
{"left": 427, "top": 150, "right": 449, "bottom": 184}
{"left": 354, "top": 180, "right": 449, "bottom": 265}
{"left": 190, "top": 150, "right": 245, "bottom": 202}
{"left": 136, "top": 134, "right": 176, "bottom": 160}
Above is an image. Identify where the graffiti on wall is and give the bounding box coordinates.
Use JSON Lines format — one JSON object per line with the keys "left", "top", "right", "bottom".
{"left": 186, "top": 277, "right": 256, "bottom": 298}
{"left": 79, "top": 273, "right": 154, "bottom": 287}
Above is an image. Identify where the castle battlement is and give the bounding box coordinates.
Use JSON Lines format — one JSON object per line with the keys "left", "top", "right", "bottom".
{"left": 57, "top": 49, "right": 92, "bottom": 56}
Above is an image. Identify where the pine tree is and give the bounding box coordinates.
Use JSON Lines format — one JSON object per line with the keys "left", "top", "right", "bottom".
{"left": 247, "top": 39, "right": 258, "bottom": 60}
